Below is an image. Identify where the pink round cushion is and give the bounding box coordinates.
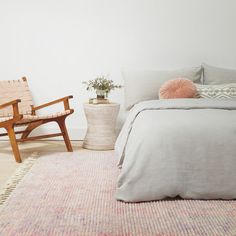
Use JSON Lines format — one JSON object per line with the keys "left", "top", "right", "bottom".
{"left": 159, "top": 78, "right": 197, "bottom": 99}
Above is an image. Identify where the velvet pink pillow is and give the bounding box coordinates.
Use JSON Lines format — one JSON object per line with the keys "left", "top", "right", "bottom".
{"left": 159, "top": 78, "right": 197, "bottom": 99}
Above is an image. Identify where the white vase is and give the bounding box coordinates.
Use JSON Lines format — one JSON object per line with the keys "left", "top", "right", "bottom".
{"left": 96, "top": 89, "right": 107, "bottom": 99}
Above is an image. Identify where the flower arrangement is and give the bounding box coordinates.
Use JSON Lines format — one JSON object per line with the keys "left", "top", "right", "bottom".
{"left": 83, "top": 75, "right": 122, "bottom": 99}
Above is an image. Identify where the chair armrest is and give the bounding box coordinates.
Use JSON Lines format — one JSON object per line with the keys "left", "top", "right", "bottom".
{"left": 32, "top": 96, "right": 73, "bottom": 114}
{"left": 0, "top": 99, "right": 21, "bottom": 117}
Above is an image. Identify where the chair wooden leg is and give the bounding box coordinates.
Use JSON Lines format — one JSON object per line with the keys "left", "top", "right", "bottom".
{"left": 21, "top": 121, "right": 43, "bottom": 140}
{"left": 6, "top": 126, "right": 22, "bottom": 163}
{"left": 57, "top": 117, "right": 73, "bottom": 152}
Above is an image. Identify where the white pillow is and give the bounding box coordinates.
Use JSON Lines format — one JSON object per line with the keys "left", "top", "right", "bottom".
{"left": 203, "top": 63, "right": 236, "bottom": 85}
{"left": 122, "top": 66, "right": 202, "bottom": 110}
{"left": 196, "top": 83, "right": 236, "bottom": 99}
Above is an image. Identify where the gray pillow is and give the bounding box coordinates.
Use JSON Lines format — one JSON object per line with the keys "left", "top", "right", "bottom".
{"left": 122, "top": 66, "right": 202, "bottom": 110}
{"left": 203, "top": 63, "right": 236, "bottom": 85}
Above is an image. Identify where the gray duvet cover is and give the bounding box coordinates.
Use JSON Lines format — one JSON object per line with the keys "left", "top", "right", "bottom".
{"left": 115, "top": 99, "right": 236, "bottom": 202}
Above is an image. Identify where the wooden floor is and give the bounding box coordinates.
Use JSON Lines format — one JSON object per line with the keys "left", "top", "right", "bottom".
{"left": 0, "top": 141, "right": 82, "bottom": 189}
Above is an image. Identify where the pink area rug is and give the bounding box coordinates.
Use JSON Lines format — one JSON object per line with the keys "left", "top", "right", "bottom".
{"left": 0, "top": 150, "right": 236, "bottom": 236}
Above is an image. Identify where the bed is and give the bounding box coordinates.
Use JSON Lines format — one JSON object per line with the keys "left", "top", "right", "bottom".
{"left": 115, "top": 65, "right": 236, "bottom": 202}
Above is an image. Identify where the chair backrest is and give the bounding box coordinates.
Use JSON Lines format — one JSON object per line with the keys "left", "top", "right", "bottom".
{"left": 0, "top": 77, "right": 33, "bottom": 117}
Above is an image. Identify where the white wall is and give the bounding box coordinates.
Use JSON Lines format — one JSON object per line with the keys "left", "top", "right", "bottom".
{"left": 0, "top": 0, "right": 236, "bottom": 139}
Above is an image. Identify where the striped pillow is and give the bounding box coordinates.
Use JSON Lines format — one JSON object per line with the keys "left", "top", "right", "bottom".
{"left": 196, "top": 83, "right": 236, "bottom": 99}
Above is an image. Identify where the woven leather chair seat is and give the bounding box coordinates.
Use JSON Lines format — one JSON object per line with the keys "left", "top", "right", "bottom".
{"left": 0, "top": 110, "right": 72, "bottom": 124}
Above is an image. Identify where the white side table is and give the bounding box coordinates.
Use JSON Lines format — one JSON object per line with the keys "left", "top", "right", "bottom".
{"left": 83, "top": 103, "right": 120, "bottom": 150}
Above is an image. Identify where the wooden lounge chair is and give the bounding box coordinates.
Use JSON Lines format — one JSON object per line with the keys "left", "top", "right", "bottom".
{"left": 0, "top": 77, "right": 74, "bottom": 163}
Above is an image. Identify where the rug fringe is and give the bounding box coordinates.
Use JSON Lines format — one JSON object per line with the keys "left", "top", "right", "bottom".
{"left": 0, "top": 152, "right": 39, "bottom": 207}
